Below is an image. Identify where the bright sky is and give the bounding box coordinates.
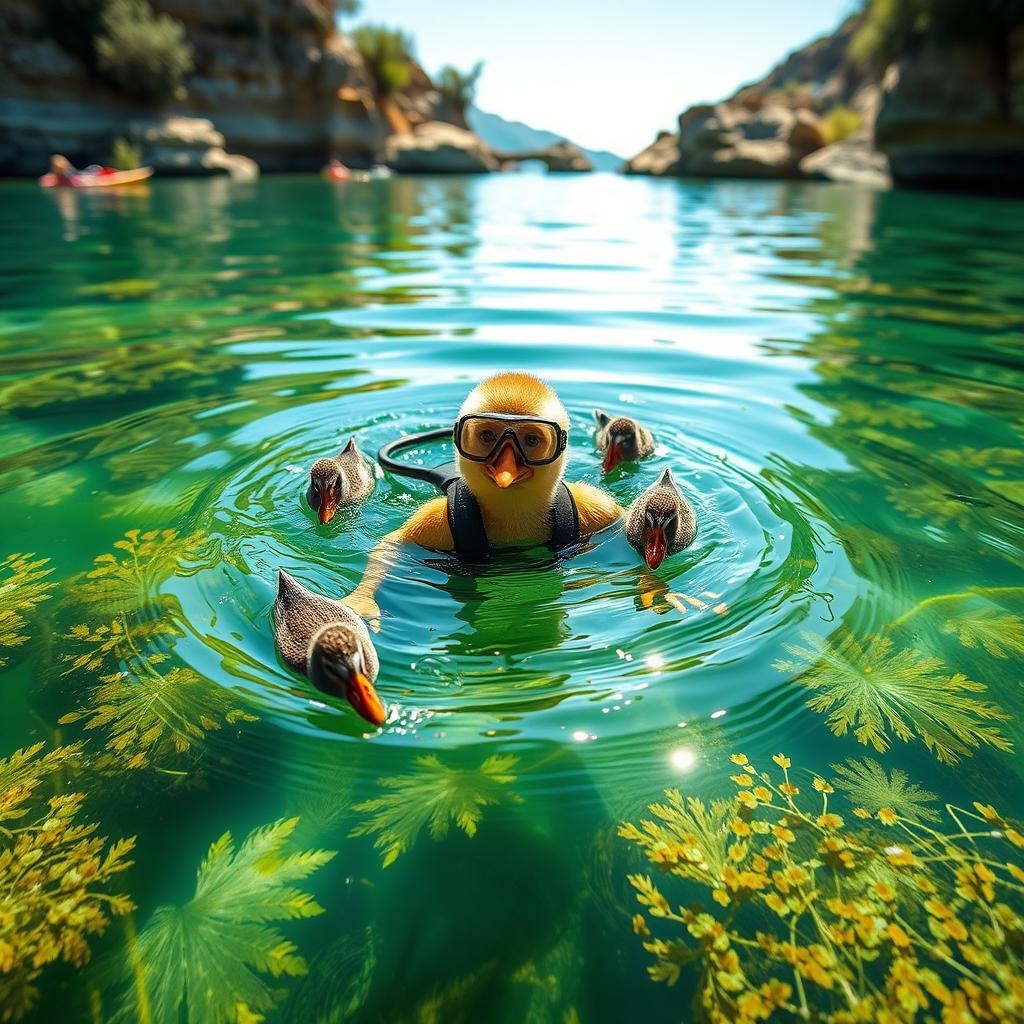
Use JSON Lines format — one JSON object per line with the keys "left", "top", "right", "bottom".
{"left": 354, "top": 0, "right": 855, "bottom": 157}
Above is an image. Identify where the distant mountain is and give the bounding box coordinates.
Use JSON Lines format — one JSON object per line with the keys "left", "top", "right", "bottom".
{"left": 468, "top": 107, "right": 624, "bottom": 172}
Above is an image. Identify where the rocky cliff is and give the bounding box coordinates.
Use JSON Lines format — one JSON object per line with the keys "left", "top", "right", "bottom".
{"left": 624, "top": 16, "right": 886, "bottom": 185}
{"left": 0, "top": 0, "right": 446, "bottom": 175}
{"left": 625, "top": 10, "right": 1024, "bottom": 193}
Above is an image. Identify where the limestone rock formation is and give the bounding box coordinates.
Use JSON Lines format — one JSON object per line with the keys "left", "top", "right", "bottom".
{"left": 131, "top": 116, "right": 258, "bottom": 178}
{"left": 623, "top": 15, "right": 873, "bottom": 182}
{"left": 622, "top": 131, "right": 681, "bottom": 176}
{"left": 384, "top": 122, "right": 498, "bottom": 174}
{"left": 874, "top": 30, "right": 1024, "bottom": 193}
{"left": 799, "top": 133, "right": 890, "bottom": 188}
{"left": 533, "top": 140, "right": 592, "bottom": 172}
{"left": 0, "top": 0, "right": 385, "bottom": 175}
{"left": 625, "top": 103, "right": 827, "bottom": 179}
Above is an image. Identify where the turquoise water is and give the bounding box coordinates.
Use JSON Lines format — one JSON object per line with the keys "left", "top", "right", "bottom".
{"left": 1, "top": 173, "right": 1023, "bottom": 1022}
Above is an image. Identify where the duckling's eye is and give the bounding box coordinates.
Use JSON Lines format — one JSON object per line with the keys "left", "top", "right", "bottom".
{"left": 523, "top": 432, "right": 540, "bottom": 448}
{"left": 479, "top": 428, "right": 496, "bottom": 444}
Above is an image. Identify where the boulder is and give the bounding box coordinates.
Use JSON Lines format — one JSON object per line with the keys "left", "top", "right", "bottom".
{"left": 799, "top": 132, "right": 891, "bottom": 188}
{"left": 384, "top": 122, "right": 497, "bottom": 173}
{"left": 666, "top": 101, "right": 827, "bottom": 178}
{"left": 131, "top": 116, "right": 259, "bottom": 178}
{"left": 622, "top": 131, "right": 681, "bottom": 175}
{"left": 875, "top": 30, "right": 1024, "bottom": 193}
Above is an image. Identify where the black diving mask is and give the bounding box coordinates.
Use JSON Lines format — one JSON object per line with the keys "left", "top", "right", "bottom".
{"left": 454, "top": 413, "right": 568, "bottom": 465}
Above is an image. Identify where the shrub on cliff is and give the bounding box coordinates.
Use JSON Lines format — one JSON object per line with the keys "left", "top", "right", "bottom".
{"left": 821, "top": 104, "right": 863, "bottom": 144}
{"left": 110, "top": 136, "right": 141, "bottom": 169}
{"left": 436, "top": 62, "right": 484, "bottom": 118}
{"left": 95, "top": 0, "right": 193, "bottom": 102}
{"left": 352, "top": 24, "right": 414, "bottom": 96}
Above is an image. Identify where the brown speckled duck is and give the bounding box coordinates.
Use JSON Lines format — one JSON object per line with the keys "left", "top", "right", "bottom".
{"left": 625, "top": 468, "right": 696, "bottom": 569}
{"left": 594, "top": 409, "right": 655, "bottom": 473}
{"left": 306, "top": 438, "right": 375, "bottom": 524}
{"left": 273, "top": 570, "right": 385, "bottom": 725}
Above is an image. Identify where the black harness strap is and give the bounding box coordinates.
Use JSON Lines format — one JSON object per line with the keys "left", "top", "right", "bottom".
{"left": 446, "top": 479, "right": 580, "bottom": 563}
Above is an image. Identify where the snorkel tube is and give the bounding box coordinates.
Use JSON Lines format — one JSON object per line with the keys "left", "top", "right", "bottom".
{"left": 377, "top": 428, "right": 460, "bottom": 494}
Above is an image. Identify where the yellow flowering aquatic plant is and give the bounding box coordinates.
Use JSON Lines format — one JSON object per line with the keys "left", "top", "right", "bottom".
{"left": 619, "top": 752, "right": 1024, "bottom": 1023}
{"left": 0, "top": 552, "right": 55, "bottom": 669}
{"left": 0, "top": 742, "right": 136, "bottom": 1022}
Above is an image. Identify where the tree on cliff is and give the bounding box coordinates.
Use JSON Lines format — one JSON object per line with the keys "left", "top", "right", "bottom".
{"left": 96, "top": 0, "right": 193, "bottom": 101}
{"left": 853, "top": 0, "right": 1024, "bottom": 117}
{"left": 47, "top": 0, "right": 193, "bottom": 103}
{"left": 352, "top": 24, "right": 415, "bottom": 96}
{"left": 436, "top": 62, "right": 485, "bottom": 119}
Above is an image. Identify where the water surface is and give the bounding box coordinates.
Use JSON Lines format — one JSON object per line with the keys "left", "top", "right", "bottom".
{"left": 1, "top": 173, "right": 1023, "bottom": 1022}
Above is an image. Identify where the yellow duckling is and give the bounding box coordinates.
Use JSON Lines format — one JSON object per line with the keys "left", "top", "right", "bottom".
{"left": 345, "top": 372, "right": 622, "bottom": 621}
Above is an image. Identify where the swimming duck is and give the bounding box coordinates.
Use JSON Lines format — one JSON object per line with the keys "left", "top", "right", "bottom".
{"left": 626, "top": 467, "right": 696, "bottom": 570}
{"left": 273, "top": 569, "right": 386, "bottom": 725}
{"left": 306, "top": 437, "right": 375, "bottom": 524}
{"left": 593, "top": 409, "right": 655, "bottom": 473}
{"left": 342, "top": 373, "right": 623, "bottom": 622}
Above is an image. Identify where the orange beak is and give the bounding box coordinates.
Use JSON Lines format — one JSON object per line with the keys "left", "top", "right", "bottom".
{"left": 603, "top": 441, "right": 623, "bottom": 473}
{"left": 345, "top": 671, "right": 386, "bottom": 726}
{"left": 318, "top": 493, "right": 338, "bottom": 525}
{"left": 485, "top": 441, "right": 532, "bottom": 488}
{"left": 644, "top": 528, "right": 668, "bottom": 570}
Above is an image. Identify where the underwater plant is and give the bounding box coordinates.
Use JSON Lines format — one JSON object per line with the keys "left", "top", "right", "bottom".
{"left": 59, "top": 530, "right": 257, "bottom": 771}
{"left": 72, "top": 528, "right": 220, "bottom": 615}
{"left": 775, "top": 629, "right": 1012, "bottom": 764}
{"left": 0, "top": 742, "right": 136, "bottom": 1021}
{"left": 834, "top": 400, "right": 931, "bottom": 431}
{"left": 941, "top": 606, "right": 1024, "bottom": 661}
{"left": 830, "top": 757, "right": 940, "bottom": 824}
{"left": 113, "top": 817, "right": 334, "bottom": 1024}
{"left": 0, "top": 552, "right": 56, "bottom": 668}
{"left": 620, "top": 752, "right": 1024, "bottom": 1023}
{"left": 350, "top": 754, "right": 522, "bottom": 867}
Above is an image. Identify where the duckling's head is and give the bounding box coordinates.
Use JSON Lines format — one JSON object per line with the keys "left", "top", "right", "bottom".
{"left": 456, "top": 373, "right": 569, "bottom": 503}
{"left": 307, "top": 439, "right": 359, "bottom": 524}
{"left": 308, "top": 623, "right": 386, "bottom": 726}
{"left": 595, "top": 410, "right": 643, "bottom": 472}
{"left": 635, "top": 468, "right": 683, "bottom": 570}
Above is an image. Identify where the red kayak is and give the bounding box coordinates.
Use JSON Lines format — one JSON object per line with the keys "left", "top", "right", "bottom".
{"left": 39, "top": 167, "right": 154, "bottom": 188}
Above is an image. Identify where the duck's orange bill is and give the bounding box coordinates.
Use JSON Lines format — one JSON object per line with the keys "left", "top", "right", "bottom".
{"left": 645, "top": 528, "right": 668, "bottom": 570}
{"left": 318, "top": 494, "right": 338, "bottom": 525}
{"left": 346, "top": 672, "right": 386, "bottom": 726}
{"left": 603, "top": 442, "right": 623, "bottom": 473}
{"left": 485, "top": 442, "right": 532, "bottom": 488}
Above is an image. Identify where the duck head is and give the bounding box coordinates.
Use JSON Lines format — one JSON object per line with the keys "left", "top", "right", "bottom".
{"left": 634, "top": 468, "right": 684, "bottom": 570}
{"left": 306, "top": 439, "right": 359, "bottom": 524}
{"left": 595, "top": 410, "right": 645, "bottom": 472}
{"left": 308, "top": 622, "right": 386, "bottom": 725}
{"left": 456, "top": 373, "right": 569, "bottom": 506}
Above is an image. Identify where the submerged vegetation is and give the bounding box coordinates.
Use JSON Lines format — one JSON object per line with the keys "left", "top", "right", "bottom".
{"left": 0, "top": 553, "right": 55, "bottom": 669}
{"left": 350, "top": 754, "right": 522, "bottom": 867}
{"left": 113, "top": 817, "right": 334, "bottom": 1024}
{"left": 775, "top": 629, "right": 1011, "bottom": 764}
{"left": 0, "top": 743, "right": 135, "bottom": 1021}
{"left": 621, "top": 752, "right": 1024, "bottom": 1023}
{"left": 57, "top": 530, "right": 257, "bottom": 772}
